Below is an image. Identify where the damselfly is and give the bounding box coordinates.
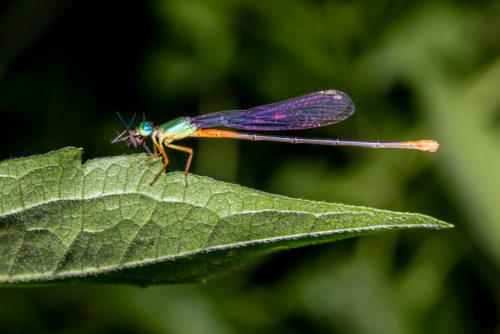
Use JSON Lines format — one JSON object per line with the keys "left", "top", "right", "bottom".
{"left": 112, "top": 90, "right": 439, "bottom": 185}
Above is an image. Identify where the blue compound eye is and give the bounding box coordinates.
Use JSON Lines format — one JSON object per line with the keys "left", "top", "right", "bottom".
{"left": 139, "top": 122, "right": 153, "bottom": 137}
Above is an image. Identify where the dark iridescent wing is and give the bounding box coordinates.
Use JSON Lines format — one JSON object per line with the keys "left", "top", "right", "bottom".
{"left": 190, "top": 90, "right": 355, "bottom": 131}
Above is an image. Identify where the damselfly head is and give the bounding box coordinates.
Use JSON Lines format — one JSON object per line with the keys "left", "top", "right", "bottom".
{"left": 138, "top": 121, "right": 153, "bottom": 137}
{"left": 124, "top": 122, "right": 153, "bottom": 148}
{"left": 111, "top": 112, "right": 152, "bottom": 153}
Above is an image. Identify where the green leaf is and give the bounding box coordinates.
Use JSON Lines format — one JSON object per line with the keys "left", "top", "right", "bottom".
{"left": 0, "top": 147, "right": 452, "bottom": 286}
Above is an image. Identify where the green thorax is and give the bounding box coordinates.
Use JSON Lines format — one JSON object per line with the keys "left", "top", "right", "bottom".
{"left": 158, "top": 117, "right": 196, "bottom": 141}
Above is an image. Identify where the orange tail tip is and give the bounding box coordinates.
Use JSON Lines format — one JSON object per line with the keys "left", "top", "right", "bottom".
{"left": 411, "top": 140, "right": 440, "bottom": 152}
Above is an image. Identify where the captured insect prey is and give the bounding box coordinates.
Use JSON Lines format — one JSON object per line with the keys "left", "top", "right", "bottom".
{"left": 112, "top": 90, "right": 439, "bottom": 186}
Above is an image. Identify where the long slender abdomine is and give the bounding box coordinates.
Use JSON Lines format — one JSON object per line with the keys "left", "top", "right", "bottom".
{"left": 194, "top": 129, "right": 439, "bottom": 152}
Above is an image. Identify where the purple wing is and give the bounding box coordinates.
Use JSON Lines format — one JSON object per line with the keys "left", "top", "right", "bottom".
{"left": 190, "top": 90, "right": 355, "bottom": 131}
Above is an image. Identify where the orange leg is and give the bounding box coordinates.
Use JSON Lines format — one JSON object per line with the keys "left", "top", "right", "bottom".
{"left": 166, "top": 144, "right": 193, "bottom": 186}
{"left": 144, "top": 152, "right": 161, "bottom": 164}
{"left": 150, "top": 143, "right": 170, "bottom": 185}
{"left": 143, "top": 137, "right": 161, "bottom": 164}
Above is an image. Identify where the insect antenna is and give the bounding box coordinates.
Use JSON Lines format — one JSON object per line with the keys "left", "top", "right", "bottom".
{"left": 116, "top": 111, "right": 136, "bottom": 130}
{"left": 111, "top": 112, "right": 136, "bottom": 143}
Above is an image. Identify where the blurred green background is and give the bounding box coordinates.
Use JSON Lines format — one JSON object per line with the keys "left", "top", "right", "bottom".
{"left": 1, "top": 0, "right": 499, "bottom": 332}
